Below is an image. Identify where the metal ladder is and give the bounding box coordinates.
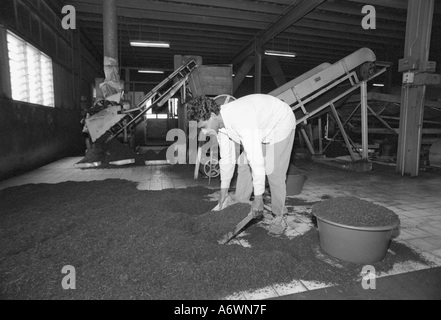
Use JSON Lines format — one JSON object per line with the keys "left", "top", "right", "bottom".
{"left": 105, "top": 60, "right": 198, "bottom": 143}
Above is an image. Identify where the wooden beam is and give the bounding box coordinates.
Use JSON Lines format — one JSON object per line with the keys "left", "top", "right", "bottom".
{"left": 347, "top": 0, "right": 408, "bottom": 9}
{"left": 286, "top": 25, "right": 403, "bottom": 47}
{"left": 318, "top": 1, "right": 407, "bottom": 22}
{"left": 397, "top": 0, "right": 435, "bottom": 177}
{"left": 296, "top": 18, "right": 404, "bottom": 40}
{"left": 72, "top": 1, "right": 279, "bottom": 28}
{"left": 81, "top": 23, "right": 389, "bottom": 64}
{"left": 265, "top": 56, "right": 287, "bottom": 88}
{"left": 348, "top": 0, "right": 441, "bottom": 13}
{"left": 233, "top": 56, "right": 255, "bottom": 94}
{"left": 231, "top": 0, "right": 326, "bottom": 65}
{"left": 94, "top": 0, "right": 290, "bottom": 15}
{"left": 79, "top": 15, "right": 405, "bottom": 47}
{"left": 306, "top": 11, "right": 406, "bottom": 34}
{"left": 255, "top": 48, "right": 262, "bottom": 94}
{"left": 87, "top": 38, "right": 347, "bottom": 62}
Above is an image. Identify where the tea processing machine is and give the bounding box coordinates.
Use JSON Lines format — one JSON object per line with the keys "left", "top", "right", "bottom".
{"left": 269, "top": 47, "right": 388, "bottom": 167}
{"left": 85, "top": 60, "right": 198, "bottom": 144}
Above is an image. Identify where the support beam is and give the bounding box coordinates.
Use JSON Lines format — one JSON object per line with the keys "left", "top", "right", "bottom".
{"left": 103, "top": 0, "right": 119, "bottom": 82}
{"left": 254, "top": 47, "right": 262, "bottom": 93}
{"left": 361, "top": 82, "right": 369, "bottom": 160}
{"left": 347, "top": 0, "right": 441, "bottom": 13}
{"left": 347, "top": 0, "right": 407, "bottom": 9}
{"left": 231, "top": 0, "right": 325, "bottom": 66}
{"left": 397, "top": 0, "right": 435, "bottom": 177}
{"left": 318, "top": 117, "right": 323, "bottom": 154}
{"left": 300, "top": 127, "right": 316, "bottom": 155}
{"left": 330, "top": 103, "right": 357, "bottom": 161}
{"left": 265, "top": 56, "right": 287, "bottom": 88}
{"left": 233, "top": 56, "right": 255, "bottom": 94}
{"left": 0, "top": 27, "right": 12, "bottom": 99}
{"left": 103, "top": 0, "right": 118, "bottom": 61}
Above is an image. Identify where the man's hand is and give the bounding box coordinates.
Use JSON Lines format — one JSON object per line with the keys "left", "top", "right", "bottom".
{"left": 251, "top": 195, "right": 264, "bottom": 214}
{"left": 218, "top": 188, "right": 229, "bottom": 210}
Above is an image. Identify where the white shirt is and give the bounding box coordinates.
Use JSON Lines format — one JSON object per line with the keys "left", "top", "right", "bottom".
{"left": 218, "top": 94, "right": 296, "bottom": 196}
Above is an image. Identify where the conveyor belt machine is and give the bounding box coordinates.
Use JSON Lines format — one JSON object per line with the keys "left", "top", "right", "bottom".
{"left": 269, "top": 47, "right": 388, "bottom": 164}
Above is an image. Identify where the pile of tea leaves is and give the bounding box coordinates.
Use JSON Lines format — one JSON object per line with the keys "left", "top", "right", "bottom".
{"left": 312, "top": 196, "right": 400, "bottom": 228}
{"left": 0, "top": 181, "right": 431, "bottom": 300}
{"left": 77, "top": 140, "right": 169, "bottom": 168}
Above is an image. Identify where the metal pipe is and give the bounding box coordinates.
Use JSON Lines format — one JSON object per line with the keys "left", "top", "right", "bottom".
{"left": 103, "top": 0, "right": 118, "bottom": 62}
{"left": 254, "top": 46, "right": 262, "bottom": 93}
{"left": 361, "top": 81, "right": 369, "bottom": 160}
{"left": 318, "top": 117, "right": 323, "bottom": 154}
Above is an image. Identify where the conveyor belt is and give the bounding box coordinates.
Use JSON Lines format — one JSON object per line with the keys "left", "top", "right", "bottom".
{"left": 85, "top": 60, "right": 198, "bottom": 143}
{"left": 269, "top": 48, "right": 387, "bottom": 162}
{"left": 105, "top": 60, "right": 198, "bottom": 143}
{"left": 269, "top": 48, "right": 379, "bottom": 125}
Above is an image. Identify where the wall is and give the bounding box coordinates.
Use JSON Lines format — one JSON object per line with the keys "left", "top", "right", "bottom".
{"left": 0, "top": 0, "right": 103, "bottom": 180}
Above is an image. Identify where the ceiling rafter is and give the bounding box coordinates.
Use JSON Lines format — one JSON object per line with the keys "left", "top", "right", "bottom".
{"left": 62, "top": 0, "right": 440, "bottom": 87}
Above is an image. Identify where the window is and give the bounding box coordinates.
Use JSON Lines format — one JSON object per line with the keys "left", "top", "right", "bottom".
{"left": 168, "top": 98, "right": 178, "bottom": 119}
{"left": 7, "top": 31, "right": 54, "bottom": 107}
{"left": 145, "top": 98, "right": 178, "bottom": 120}
{"left": 145, "top": 99, "right": 156, "bottom": 119}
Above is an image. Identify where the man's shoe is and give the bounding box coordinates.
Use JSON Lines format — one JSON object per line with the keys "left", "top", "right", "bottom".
{"left": 267, "top": 216, "right": 287, "bottom": 235}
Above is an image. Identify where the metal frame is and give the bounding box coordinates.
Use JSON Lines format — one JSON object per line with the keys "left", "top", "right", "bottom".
{"left": 292, "top": 67, "right": 387, "bottom": 159}
{"left": 103, "top": 60, "right": 198, "bottom": 143}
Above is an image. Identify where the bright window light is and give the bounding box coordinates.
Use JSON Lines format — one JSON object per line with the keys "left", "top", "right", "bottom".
{"left": 7, "top": 31, "right": 54, "bottom": 107}
{"left": 169, "top": 98, "right": 178, "bottom": 119}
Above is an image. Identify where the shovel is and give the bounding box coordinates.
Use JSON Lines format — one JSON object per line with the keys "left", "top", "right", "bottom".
{"left": 215, "top": 195, "right": 271, "bottom": 245}
{"left": 218, "top": 209, "right": 262, "bottom": 245}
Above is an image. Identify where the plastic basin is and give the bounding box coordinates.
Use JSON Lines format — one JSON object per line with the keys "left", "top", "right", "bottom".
{"left": 286, "top": 174, "right": 306, "bottom": 196}
{"left": 317, "top": 217, "right": 400, "bottom": 264}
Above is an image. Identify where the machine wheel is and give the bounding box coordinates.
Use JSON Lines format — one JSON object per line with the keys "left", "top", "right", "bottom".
{"left": 214, "top": 94, "right": 236, "bottom": 106}
{"left": 202, "top": 159, "right": 220, "bottom": 178}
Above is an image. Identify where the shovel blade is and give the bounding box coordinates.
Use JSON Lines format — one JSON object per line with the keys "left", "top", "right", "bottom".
{"left": 218, "top": 210, "right": 261, "bottom": 245}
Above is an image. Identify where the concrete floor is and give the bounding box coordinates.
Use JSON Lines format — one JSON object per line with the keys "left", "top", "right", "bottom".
{"left": 271, "top": 266, "right": 441, "bottom": 300}
{"left": 1, "top": 157, "right": 441, "bottom": 300}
